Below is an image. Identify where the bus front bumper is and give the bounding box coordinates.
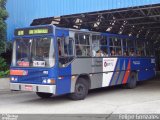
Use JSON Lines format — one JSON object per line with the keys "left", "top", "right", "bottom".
{"left": 10, "top": 83, "right": 56, "bottom": 94}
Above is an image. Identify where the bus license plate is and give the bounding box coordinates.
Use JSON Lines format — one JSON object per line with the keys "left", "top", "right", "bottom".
{"left": 25, "top": 85, "right": 33, "bottom": 91}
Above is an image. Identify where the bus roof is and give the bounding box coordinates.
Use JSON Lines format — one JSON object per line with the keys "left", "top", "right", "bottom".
{"left": 14, "top": 24, "right": 138, "bottom": 40}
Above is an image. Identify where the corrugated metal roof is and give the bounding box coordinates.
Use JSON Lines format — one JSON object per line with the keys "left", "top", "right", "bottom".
{"left": 30, "top": 3, "right": 160, "bottom": 47}
{"left": 6, "top": 0, "right": 160, "bottom": 40}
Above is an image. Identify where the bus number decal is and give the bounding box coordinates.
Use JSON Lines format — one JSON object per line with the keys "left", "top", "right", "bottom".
{"left": 33, "top": 61, "right": 46, "bottom": 67}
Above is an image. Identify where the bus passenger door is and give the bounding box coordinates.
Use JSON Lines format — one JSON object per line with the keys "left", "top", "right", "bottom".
{"left": 56, "top": 32, "right": 74, "bottom": 95}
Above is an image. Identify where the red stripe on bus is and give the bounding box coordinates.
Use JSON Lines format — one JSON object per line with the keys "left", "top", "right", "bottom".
{"left": 122, "top": 60, "right": 131, "bottom": 84}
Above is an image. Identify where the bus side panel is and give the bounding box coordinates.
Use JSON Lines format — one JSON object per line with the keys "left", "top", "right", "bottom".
{"left": 138, "top": 70, "right": 155, "bottom": 81}
{"left": 70, "top": 57, "right": 156, "bottom": 92}
{"left": 131, "top": 57, "right": 156, "bottom": 81}
{"left": 57, "top": 65, "right": 72, "bottom": 95}
{"left": 106, "top": 57, "right": 130, "bottom": 86}
{"left": 115, "top": 57, "right": 130, "bottom": 85}
{"left": 71, "top": 58, "right": 99, "bottom": 90}
{"left": 71, "top": 57, "right": 131, "bottom": 89}
{"left": 138, "top": 58, "right": 155, "bottom": 81}
{"left": 105, "top": 58, "right": 119, "bottom": 86}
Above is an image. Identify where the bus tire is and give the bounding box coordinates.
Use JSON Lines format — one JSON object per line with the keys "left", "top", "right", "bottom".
{"left": 68, "top": 78, "right": 89, "bottom": 100}
{"left": 126, "top": 72, "right": 137, "bottom": 89}
{"left": 36, "top": 92, "right": 53, "bottom": 98}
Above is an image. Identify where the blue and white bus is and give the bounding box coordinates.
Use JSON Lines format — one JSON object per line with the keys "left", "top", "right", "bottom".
{"left": 10, "top": 25, "right": 156, "bottom": 100}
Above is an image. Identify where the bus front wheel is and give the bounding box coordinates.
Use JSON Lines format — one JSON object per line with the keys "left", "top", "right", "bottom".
{"left": 36, "top": 92, "right": 53, "bottom": 98}
{"left": 126, "top": 72, "right": 137, "bottom": 89}
{"left": 68, "top": 78, "right": 89, "bottom": 100}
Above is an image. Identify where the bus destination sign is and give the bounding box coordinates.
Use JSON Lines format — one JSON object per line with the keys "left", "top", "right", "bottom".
{"left": 14, "top": 26, "right": 53, "bottom": 36}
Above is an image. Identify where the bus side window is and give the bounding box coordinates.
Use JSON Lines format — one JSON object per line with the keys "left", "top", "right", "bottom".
{"left": 92, "top": 35, "right": 108, "bottom": 57}
{"left": 109, "top": 37, "right": 122, "bottom": 56}
{"left": 122, "top": 39, "right": 135, "bottom": 56}
{"left": 100, "top": 36, "right": 108, "bottom": 56}
{"left": 58, "top": 37, "right": 74, "bottom": 56}
{"left": 75, "top": 33, "right": 91, "bottom": 57}
{"left": 64, "top": 37, "right": 74, "bottom": 56}
{"left": 128, "top": 39, "right": 135, "bottom": 56}
{"left": 145, "top": 40, "right": 154, "bottom": 57}
{"left": 122, "top": 39, "right": 128, "bottom": 56}
{"left": 58, "top": 36, "right": 74, "bottom": 66}
{"left": 92, "top": 35, "right": 100, "bottom": 57}
{"left": 57, "top": 38, "right": 63, "bottom": 56}
{"left": 136, "top": 40, "right": 146, "bottom": 56}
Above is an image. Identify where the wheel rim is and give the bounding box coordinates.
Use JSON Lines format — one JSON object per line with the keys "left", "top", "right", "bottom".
{"left": 76, "top": 84, "right": 86, "bottom": 96}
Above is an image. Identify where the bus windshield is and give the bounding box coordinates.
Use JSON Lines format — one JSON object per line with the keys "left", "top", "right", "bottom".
{"left": 12, "top": 37, "right": 55, "bottom": 67}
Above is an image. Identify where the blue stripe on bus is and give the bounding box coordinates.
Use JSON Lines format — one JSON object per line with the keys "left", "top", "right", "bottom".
{"left": 109, "top": 58, "right": 119, "bottom": 86}
{"left": 115, "top": 59, "right": 124, "bottom": 85}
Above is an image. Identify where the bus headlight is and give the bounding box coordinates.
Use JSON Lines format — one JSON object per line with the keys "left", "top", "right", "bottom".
{"left": 42, "top": 79, "right": 47, "bottom": 84}
{"left": 47, "top": 79, "right": 55, "bottom": 84}
{"left": 11, "top": 77, "right": 14, "bottom": 81}
{"left": 10, "top": 77, "right": 18, "bottom": 82}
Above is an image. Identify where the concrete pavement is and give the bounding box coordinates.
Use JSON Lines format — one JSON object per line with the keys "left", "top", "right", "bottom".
{"left": 0, "top": 75, "right": 160, "bottom": 115}
{"left": 0, "top": 78, "right": 9, "bottom": 90}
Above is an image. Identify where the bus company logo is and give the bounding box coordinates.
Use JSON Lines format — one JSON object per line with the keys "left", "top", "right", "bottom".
{"left": 133, "top": 61, "right": 140, "bottom": 65}
{"left": 104, "top": 61, "right": 114, "bottom": 67}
